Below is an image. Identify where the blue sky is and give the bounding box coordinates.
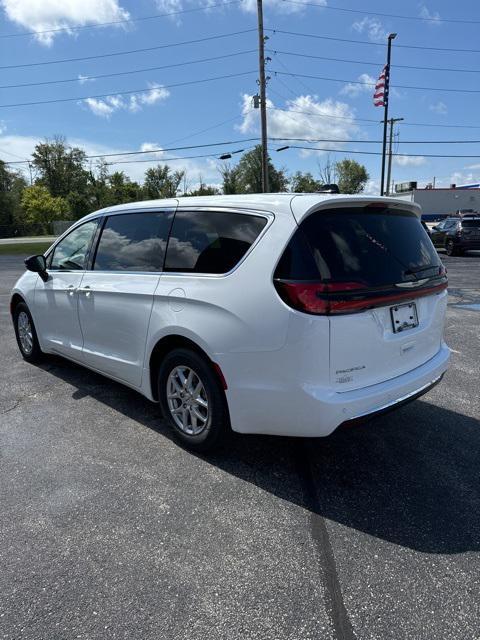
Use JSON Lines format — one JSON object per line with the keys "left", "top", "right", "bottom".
{"left": 0, "top": 0, "right": 479, "bottom": 192}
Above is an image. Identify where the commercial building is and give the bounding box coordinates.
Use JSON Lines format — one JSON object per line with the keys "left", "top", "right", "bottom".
{"left": 391, "top": 182, "right": 480, "bottom": 219}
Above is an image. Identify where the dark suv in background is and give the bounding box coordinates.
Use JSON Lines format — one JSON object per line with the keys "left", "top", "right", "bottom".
{"left": 430, "top": 214, "right": 480, "bottom": 256}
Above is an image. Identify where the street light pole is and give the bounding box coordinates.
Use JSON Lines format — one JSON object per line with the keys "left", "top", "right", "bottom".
{"left": 386, "top": 117, "right": 403, "bottom": 196}
{"left": 257, "top": 0, "right": 269, "bottom": 193}
{"left": 380, "top": 33, "right": 396, "bottom": 196}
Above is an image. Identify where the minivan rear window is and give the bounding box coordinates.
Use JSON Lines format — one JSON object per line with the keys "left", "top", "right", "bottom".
{"left": 461, "top": 219, "right": 480, "bottom": 228}
{"left": 276, "top": 206, "right": 441, "bottom": 286}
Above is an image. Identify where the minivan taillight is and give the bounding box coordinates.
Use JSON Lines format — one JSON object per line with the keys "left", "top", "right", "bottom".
{"left": 274, "top": 279, "right": 448, "bottom": 315}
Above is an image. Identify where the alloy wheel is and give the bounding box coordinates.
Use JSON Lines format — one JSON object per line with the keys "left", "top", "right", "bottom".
{"left": 166, "top": 366, "right": 209, "bottom": 436}
{"left": 17, "top": 311, "right": 33, "bottom": 355}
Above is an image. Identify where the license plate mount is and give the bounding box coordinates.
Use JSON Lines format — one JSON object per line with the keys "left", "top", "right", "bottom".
{"left": 390, "top": 302, "right": 418, "bottom": 333}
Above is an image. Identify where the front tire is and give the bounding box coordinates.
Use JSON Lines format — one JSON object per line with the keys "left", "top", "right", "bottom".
{"left": 157, "top": 348, "right": 229, "bottom": 452}
{"left": 13, "top": 302, "right": 43, "bottom": 363}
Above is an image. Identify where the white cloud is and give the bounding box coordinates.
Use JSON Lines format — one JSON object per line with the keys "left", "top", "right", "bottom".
{"left": 238, "top": 93, "right": 358, "bottom": 153}
{"left": 154, "top": 0, "right": 321, "bottom": 21}
{"left": 450, "top": 171, "right": 476, "bottom": 185}
{"left": 363, "top": 179, "right": 381, "bottom": 196}
{"left": 0, "top": 0, "right": 130, "bottom": 46}
{"left": 352, "top": 16, "right": 388, "bottom": 42}
{"left": 419, "top": 5, "right": 441, "bottom": 26}
{"left": 139, "top": 142, "right": 165, "bottom": 158}
{"left": 78, "top": 75, "right": 95, "bottom": 85}
{"left": 241, "top": 0, "right": 325, "bottom": 12}
{"left": 429, "top": 101, "right": 447, "bottom": 115}
{"left": 340, "top": 73, "right": 376, "bottom": 97}
{"left": 82, "top": 84, "right": 170, "bottom": 118}
{"left": 393, "top": 155, "right": 426, "bottom": 167}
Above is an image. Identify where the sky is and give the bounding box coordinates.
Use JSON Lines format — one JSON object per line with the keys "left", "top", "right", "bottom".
{"left": 0, "top": 0, "right": 479, "bottom": 194}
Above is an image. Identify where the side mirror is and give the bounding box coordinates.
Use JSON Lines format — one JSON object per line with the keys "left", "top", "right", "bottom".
{"left": 25, "top": 254, "right": 48, "bottom": 281}
{"left": 432, "top": 225, "right": 439, "bottom": 231}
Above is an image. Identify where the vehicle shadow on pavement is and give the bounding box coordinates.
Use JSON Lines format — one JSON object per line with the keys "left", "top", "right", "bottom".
{"left": 40, "top": 356, "right": 480, "bottom": 556}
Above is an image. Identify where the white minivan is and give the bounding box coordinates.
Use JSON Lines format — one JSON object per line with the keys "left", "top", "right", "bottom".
{"left": 11, "top": 194, "right": 450, "bottom": 450}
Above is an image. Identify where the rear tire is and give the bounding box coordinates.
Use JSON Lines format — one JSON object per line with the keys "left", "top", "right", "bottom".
{"left": 446, "top": 240, "right": 460, "bottom": 256}
{"left": 157, "top": 348, "right": 229, "bottom": 452}
{"left": 13, "top": 302, "right": 43, "bottom": 363}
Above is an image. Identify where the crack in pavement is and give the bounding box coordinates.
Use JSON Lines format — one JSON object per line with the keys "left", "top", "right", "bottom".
{"left": 293, "top": 441, "right": 357, "bottom": 640}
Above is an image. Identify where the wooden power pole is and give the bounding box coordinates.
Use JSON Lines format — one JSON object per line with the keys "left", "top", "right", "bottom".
{"left": 257, "top": 0, "right": 269, "bottom": 193}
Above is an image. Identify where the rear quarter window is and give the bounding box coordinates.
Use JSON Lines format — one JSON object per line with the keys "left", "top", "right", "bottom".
{"left": 164, "top": 210, "right": 267, "bottom": 274}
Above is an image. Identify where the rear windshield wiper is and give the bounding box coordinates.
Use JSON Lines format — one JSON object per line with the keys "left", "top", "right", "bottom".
{"left": 404, "top": 265, "right": 440, "bottom": 277}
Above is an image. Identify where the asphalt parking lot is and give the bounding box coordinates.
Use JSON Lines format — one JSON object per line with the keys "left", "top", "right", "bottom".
{"left": 1, "top": 252, "right": 479, "bottom": 640}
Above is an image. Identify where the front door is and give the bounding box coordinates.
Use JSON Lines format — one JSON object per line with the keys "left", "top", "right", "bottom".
{"left": 34, "top": 220, "right": 98, "bottom": 359}
{"left": 78, "top": 209, "right": 174, "bottom": 387}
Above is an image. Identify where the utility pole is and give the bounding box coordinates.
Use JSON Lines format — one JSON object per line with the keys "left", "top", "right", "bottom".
{"left": 256, "top": 0, "right": 269, "bottom": 193}
{"left": 385, "top": 117, "right": 403, "bottom": 196}
{"left": 380, "top": 33, "right": 397, "bottom": 196}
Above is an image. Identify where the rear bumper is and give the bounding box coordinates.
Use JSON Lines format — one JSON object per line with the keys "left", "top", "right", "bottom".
{"left": 226, "top": 343, "right": 450, "bottom": 437}
{"left": 339, "top": 372, "right": 444, "bottom": 427}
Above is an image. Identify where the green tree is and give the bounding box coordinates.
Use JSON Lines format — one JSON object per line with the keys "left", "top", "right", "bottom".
{"left": 87, "top": 159, "right": 111, "bottom": 209}
{"left": 21, "top": 185, "right": 69, "bottom": 232}
{"left": 335, "top": 159, "right": 369, "bottom": 194}
{"left": 143, "top": 165, "right": 185, "bottom": 199}
{"left": 0, "top": 161, "right": 27, "bottom": 236}
{"left": 290, "top": 171, "right": 323, "bottom": 193}
{"left": 218, "top": 163, "right": 241, "bottom": 194}
{"left": 234, "top": 146, "right": 288, "bottom": 193}
{"left": 187, "top": 177, "right": 219, "bottom": 196}
{"left": 31, "top": 136, "right": 91, "bottom": 218}
{"left": 106, "top": 172, "right": 143, "bottom": 205}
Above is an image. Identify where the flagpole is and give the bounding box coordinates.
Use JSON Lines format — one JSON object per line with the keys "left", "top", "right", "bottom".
{"left": 380, "top": 33, "right": 397, "bottom": 196}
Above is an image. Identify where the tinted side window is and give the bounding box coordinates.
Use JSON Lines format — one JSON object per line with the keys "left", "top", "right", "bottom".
{"left": 164, "top": 210, "right": 267, "bottom": 274}
{"left": 50, "top": 220, "right": 97, "bottom": 271}
{"left": 94, "top": 211, "right": 173, "bottom": 272}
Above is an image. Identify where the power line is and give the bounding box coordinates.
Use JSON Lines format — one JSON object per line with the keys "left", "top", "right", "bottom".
{"left": 272, "top": 137, "right": 480, "bottom": 145}
{"left": 0, "top": 70, "right": 257, "bottom": 109}
{"left": 268, "top": 104, "right": 480, "bottom": 131}
{"left": 0, "top": 0, "right": 244, "bottom": 39}
{"left": 281, "top": 145, "right": 480, "bottom": 159}
{"left": 0, "top": 50, "right": 256, "bottom": 90}
{"left": 105, "top": 147, "right": 256, "bottom": 166}
{"left": 280, "top": 1, "right": 479, "bottom": 25}
{"left": 163, "top": 112, "right": 250, "bottom": 146}
{"left": 268, "top": 28, "right": 480, "bottom": 53}
{"left": 272, "top": 69, "right": 480, "bottom": 94}
{"left": 105, "top": 153, "right": 221, "bottom": 166}
{"left": 0, "top": 29, "right": 256, "bottom": 70}
{"left": 270, "top": 49, "right": 480, "bottom": 75}
{"left": 3, "top": 138, "right": 261, "bottom": 166}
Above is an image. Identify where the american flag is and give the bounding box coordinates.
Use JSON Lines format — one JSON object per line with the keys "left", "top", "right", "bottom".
{"left": 373, "top": 65, "right": 389, "bottom": 107}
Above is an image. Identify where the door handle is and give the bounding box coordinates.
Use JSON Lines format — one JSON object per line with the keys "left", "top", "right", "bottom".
{"left": 66, "top": 285, "right": 76, "bottom": 296}
{"left": 78, "top": 286, "right": 92, "bottom": 298}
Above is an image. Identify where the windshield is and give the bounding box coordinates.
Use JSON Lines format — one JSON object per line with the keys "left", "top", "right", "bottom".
{"left": 462, "top": 219, "right": 480, "bottom": 228}
{"left": 299, "top": 206, "right": 441, "bottom": 286}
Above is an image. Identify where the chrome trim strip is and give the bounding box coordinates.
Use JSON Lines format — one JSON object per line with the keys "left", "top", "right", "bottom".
{"left": 349, "top": 374, "right": 443, "bottom": 421}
